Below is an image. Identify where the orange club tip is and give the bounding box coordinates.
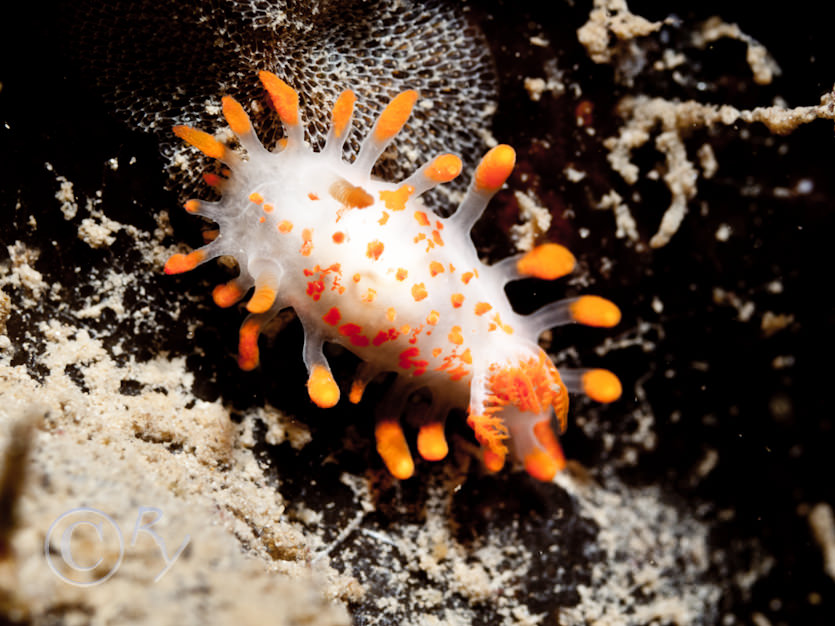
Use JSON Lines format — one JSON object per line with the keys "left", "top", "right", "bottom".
{"left": 474, "top": 144, "right": 515, "bottom": 192}
{"left": 533, "top": 420, "right": 567, "bottom": 470}
{"left": 246, "top": 285, "right": 278, "bottom": 314}
{"left": 417, "top": 422, "right": 448, "bottom": 461}
{"left": 212, "top": 282, "right": 245, "bottom": 308}
{"left": 582, "top": 369, "right": 622, "bottom": 403}
{"left": 172, "top": 125, "right": 226, "bottom": 160}
{"left": 221, "top": 96, "right": 252, "bottom": 135}
{"left": 237, "top": 319, "right": 261, "bottom": 371}
{"left": 524, "top": 448, "right": 562, "bottom": 482}
{"left": 331, "top": 90, "right": 356, "bottom": 139}
{"left": 517, "top": 243, "right": 576, "bottom": 280}
{"left": 258, "top": 71, "right": 300, "bottom": 126}
{"left": 569, "top": 295, "right": 621, "bottom": 327}
{"left": 164, "top": 250, "right": 205, "bottom": 275}
{"left": 425, "top": 154, "right": 462, "bottom": 183}
{"left": 348, "top": 378, "right": 367, "bottom": 404}
{"left": 373, "top": 90, "right": 418, "bottom": 143}
{"left": 483, "top": 448, "right": 506, "bottom": 473}
{"left": 307, "top": 364, "right": 340, "bottom": 409}
{"left": 375, "top": 420, "right": 415, "bottom": 480}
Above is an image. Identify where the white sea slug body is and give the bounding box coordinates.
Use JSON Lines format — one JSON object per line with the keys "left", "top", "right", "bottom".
{"left": 166, "top": 72, "right": 622, "bottom": 481}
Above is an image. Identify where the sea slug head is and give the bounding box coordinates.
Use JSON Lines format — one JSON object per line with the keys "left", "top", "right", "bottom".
{"left": 467, "top": 345, "right": 575, "bottom": 482}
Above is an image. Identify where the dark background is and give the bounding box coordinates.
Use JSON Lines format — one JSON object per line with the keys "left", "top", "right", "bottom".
{"left": 2, "top": 1, "right": 834, "bottom": 624}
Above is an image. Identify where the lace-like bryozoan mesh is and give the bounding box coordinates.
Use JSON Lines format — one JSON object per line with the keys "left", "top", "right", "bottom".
{"left": 68, "top": 0, "right": 498, "bottom": 205}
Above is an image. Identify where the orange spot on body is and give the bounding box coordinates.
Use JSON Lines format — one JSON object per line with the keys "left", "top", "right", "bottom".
{"left": 414, "top": 211, "right": 430, "bottom": 227}
{"left": 461, "top": 272, "right": 474, "bottom": 285}
{"left": 429, "top": 261, "right": 444, "bottom": 277}
{"left": 322, "top": 307, "right": 341, "bottom": 326}
{"left": 278, "top": 220, "right": 293, "bottom": 233}
{"left": 460, "top": 348, "right": 472, "bottom": 364}
{"left": 448, "top": 326, "right": 463, "bottom": 345}
{"left": 396, "top": 268, "right": 408, "bottom": 281}
{"left": 366, "top": 240, "right": 384, "bottom": 260}
{"left": 451, "top": 293, "right": 464, "bottom": 308}
{"left": 386, "top": 308, "right": 396, "bottom": 322}
{"left": 300, "top": 228, "right": 313, "bottom": 256}
{"left": 248, "top": 192, "right": 264, "bottom": 204}
{"left": 339, "top": 323, "right": 369, "bottom": 347}
{"left": 308, "top": 193, "right": 319, "bottom": 201}
{"left": 411, "top": 283, "right": 428, "bottom": 302}
{"left": 362, "top": 288, "right": 376, "bottom": 303}
{"left": 332, "top": 231, "right": 345, "bottom": 244}
{"left": 263, "top": 203, "right": 274, "bottom": 213}
{"left": 378, "top": 211, "right": 390, "bottom": 225}
{"left": 426, "top": 310, "right": 440, "bottom": 325}
{"left": 379, "top": 184, "right": 413, "bottom": 211}
{"left": 432, "top": 347, "right": 442, "bottom": 357}
{"left": 306, "top": 279, "right": 325, "bottom": 301}
{"left": 474, "top": 302, "right": 492, "bottom": 316}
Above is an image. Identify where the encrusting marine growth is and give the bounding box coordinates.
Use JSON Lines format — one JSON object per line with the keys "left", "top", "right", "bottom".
{"left": 166, "top": 71, "right": 622, "bottom": 481}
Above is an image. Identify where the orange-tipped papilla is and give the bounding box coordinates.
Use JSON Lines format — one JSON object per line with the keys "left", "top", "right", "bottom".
{"left": 533, "top": 420, "right": 567, "bottom": 471}
{"left": 172, "top": 126, "right": 227, "bottom": 160}
{"left": 246, "top": 285, "right": 278, "bottom": 314}
{"left": 417, "top": 422, "right": 448, "bottom": 461}
{"left": 425, "top": 154, "right": 463, "bottom": 184}
{"left": 373, "top": 90, "right": 418, "bottom": 143}
{"left": 524, "top": 448, "right": 561, "bottom": 482}
{"left": 237, "top": 317, "right": 262, "bottom": 371}
{"left": 212, "top": 282, "right": 245, "bottom": 308}
{"left": 331, "top": 90, "right": 356, "bottom": 139}
{"left": 307, "top": 364, "right": 340, "bottom": 409}
{"left": 569, "top": 295, "right": 622, "bottom": 327}
{"left": 375, "top": 420, "right": 415, "bottom": 480}
{"left": 164, "top": 250, "right": 205, "bottom": 275}
{"left": 517, "top": 243, "right": 576, "bottom": 280}
{"left": 582, "top": 369, "right": 622, "bottom": 403}
{"left": 483, "top": 448, "right": 506, "bottom": 473}
{"left": 221, "top": 96, "right": 253, "bottom": 135}
{"left": 474, "top": 144, "right": 515, "bottom": 192}
{"left": 349, "top": 378, "right": 367, "bottom": 404}
{"left": 259, "top": 71, "right": 300, "bottom": 127}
